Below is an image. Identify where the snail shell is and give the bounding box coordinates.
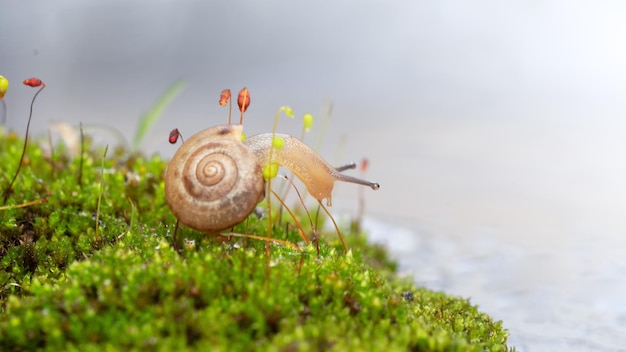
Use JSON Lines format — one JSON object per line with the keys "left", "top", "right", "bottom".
{"left": 164, "top": 124, "right": 264, "bottom": 232}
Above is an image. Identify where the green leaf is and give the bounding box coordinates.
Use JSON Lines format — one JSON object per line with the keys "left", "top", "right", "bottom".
{"left": 133, "top": 79, "right": 186, "bottom": 151}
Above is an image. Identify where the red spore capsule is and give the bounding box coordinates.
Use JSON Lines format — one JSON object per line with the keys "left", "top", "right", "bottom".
{"left": 237, "top": 87, "right": 250, "bottom": 112}
{"left": 360, "top": 158, "right": 369, "bottom": 172}
{"left": 219, "top": 89, "right": 231, "bottom": 106}
{"left": 169, "top": 129, "right": 180, "bottom": 144}
{"left": 23, "top": 77, "right": 44, "bottom": 87}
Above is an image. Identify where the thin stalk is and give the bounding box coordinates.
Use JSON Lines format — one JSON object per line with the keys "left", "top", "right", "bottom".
{"left": 264, "top": 107, "right": 291, "bottom": 254}
{"left": 279, "top": 175, "right": 319, "bottom": 254}
{"left": 270, "top": 189, "right": 309, "bottom": 244}
{"left": 173, "top": 219, "right": 181, "bottom": 255}
{"left": 2, "top": 84, "right": 45, "bottom": 204}
{"left": 0, "top": 198, "right": 46, "bottom": 211}
{"left": 95, "top": 145, "right": 109, "bottom": 242}
{"left": 318, "top": 200, "right": 347, "bottom": 253}
{"left": 47, "top": 128, "right": 55, "bottom": 180}
{"left": 220, "top": 232, "right": 300, "bottom": 251}
{"left": 1, "top": 99, "right": 6, "bottom": 125}
{"left": 77, "top": 122, "right": 85, "bottom": 187}
{"left": 229, "top": 96, "right": 232, "bottom": 125}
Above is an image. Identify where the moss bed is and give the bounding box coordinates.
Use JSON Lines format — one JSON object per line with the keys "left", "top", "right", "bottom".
{"left": 0, "top": 128, "right": 513, "bottom": 351}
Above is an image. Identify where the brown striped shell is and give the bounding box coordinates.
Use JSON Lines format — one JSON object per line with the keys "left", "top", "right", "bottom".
{"left": 164, "top": 124, "right": 264, "bottom": 232}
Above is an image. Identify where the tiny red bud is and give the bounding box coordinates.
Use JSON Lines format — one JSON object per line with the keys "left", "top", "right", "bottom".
{"left": 237, "top": 87, "right": 250, "bottom": 112}
{"left": 219, "top": 89, "right": 231, "bottom": 106}
{"left": 23, "top": 77, "right": 44, "bottom": 88}
{"left": 360, "top": 158, "right": 369, "bottom": 172}
{"left": 169, "top": 129, "right": 180, "bottom": 144}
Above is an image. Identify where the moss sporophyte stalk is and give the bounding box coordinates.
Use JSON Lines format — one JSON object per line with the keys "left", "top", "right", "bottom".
{"left": 2, "top": 78, "right": 46, "bottom": 205}
{"left": 0, "top": 84, "right": 514, "bottom": 350}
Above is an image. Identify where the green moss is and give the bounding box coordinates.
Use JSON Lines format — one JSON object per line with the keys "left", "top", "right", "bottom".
{"left": 0, "top": 127, "right": 514, "bottom": 351}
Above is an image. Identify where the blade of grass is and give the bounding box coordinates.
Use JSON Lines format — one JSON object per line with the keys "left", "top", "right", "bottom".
{"left": 132, "top": 79, "right": 186, "bottom": 151}
{"left": 95, "top": 145, "right": 109, "bottom": 243}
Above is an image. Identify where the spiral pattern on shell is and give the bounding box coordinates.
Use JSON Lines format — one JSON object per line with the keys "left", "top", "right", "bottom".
{"left": 165, "top": 125, "right": 265, "bottom": 232}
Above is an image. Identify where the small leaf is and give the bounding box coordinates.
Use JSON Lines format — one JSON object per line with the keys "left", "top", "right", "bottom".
{"left": 303, "top": 113, "right": 313, "bottom": 131}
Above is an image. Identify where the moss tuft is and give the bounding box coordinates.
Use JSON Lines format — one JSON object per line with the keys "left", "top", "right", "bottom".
{"left": 0, "top": 128, "right": 514, "bottom": 351}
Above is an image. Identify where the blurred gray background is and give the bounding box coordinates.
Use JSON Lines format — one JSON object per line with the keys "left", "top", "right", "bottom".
{"left": 2, "top": 1, "right": 626, "bottom": 350}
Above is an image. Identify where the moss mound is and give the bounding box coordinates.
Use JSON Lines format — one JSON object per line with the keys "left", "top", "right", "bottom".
{"left": 0, "top": 128, "right": 513, "bottom": 351}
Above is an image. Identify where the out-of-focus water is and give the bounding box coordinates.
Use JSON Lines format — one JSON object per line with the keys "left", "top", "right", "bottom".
{"left": 2, "top": 1, "right": 626, "bottom": 350}
{"left": 364, "top": 218, "right": 626, "bottom": 351}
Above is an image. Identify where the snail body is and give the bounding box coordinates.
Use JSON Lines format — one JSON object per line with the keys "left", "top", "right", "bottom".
{"left": 243, "top": 133, "right": 379, "bottom": 206}
{"left": 165, "top": 124, "right": 379, "bottom": 232}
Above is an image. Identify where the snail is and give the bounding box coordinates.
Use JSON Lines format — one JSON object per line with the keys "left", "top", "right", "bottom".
{"left": 164, "top": 124, "right": 379, "bottom": 232}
